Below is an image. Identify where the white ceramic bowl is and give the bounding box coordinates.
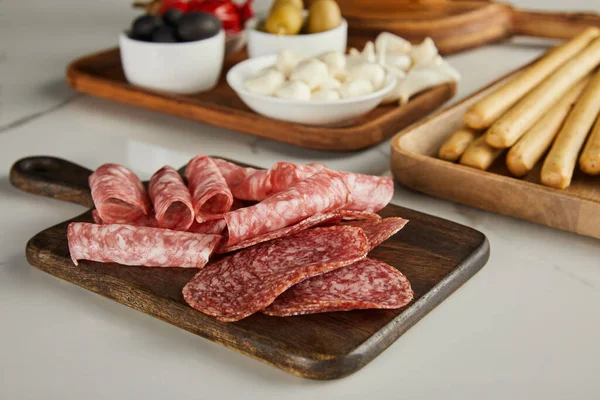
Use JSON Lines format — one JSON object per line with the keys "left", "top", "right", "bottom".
{"left": 227, "top": 55, "right": 397, "bottom": 126}
{"left": 119, "top": 31, "right": 225, "bottom": 94}
{"left": 245, "top": 16, "right": 347, "bottom": 58}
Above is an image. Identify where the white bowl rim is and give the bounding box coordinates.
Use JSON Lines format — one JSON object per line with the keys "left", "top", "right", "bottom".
{"left": 119, "top": 30, "right": 224, "bottom": 48}
{"left": 227, "top": 55, "right": 397, "bottom": 106}
{"left": 244, "top": 16, "right": 348, "bottom": 39}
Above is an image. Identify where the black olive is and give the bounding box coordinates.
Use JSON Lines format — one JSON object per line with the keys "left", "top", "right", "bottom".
{"left": 163, "top": 8, "right": 184, "bottom": 27}
{"left": 131, "top": 14, "right": 163, "bottom": 41}
{"left": 151, "top": 26, "right": 178, "bottom": 43}
{"left": 176, "top": 12, "right": 222, "bottom": 42}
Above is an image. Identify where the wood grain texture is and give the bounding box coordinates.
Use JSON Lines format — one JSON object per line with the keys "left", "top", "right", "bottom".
{"left": 337, "top": 1, "right": 600, "bottom": 55}
{"left": 391, "top": 63, "right": 600, "bottom": 240}
{"left": 65, "top": 48, "right": 455, "bottom": 152}
{"left": 10, "top": 156, "right": 489, "bottom": 379}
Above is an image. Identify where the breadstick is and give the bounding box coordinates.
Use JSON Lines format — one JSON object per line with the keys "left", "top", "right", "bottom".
{"left": 486, "top": 36, "right": 600, "bottom": 149}
{"left": 438, "top": 127, "right": 479, "bottom": 162}
{"left": 541, "top": 69, "right": 600, "bottom": 189}
{"left": 579, "top": 113, "right": 600, "bottom": 175}
{"left": 464, "top": 27, "right": 600, "bottom": 130}
{"left": 459, "top": 135, "right": 503, "bottom": 170}
{"left": 506, "top": 78, "right": 589, "bottom": 177}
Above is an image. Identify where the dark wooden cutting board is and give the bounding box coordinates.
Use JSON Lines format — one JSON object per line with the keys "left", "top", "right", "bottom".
{"left": 9, "top": 156, "right": 489, "bottom": 380}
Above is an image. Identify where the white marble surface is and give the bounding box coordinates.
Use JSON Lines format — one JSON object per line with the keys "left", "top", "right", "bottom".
{"left": 1, "top": 1, "right": 599, "bottom": 399}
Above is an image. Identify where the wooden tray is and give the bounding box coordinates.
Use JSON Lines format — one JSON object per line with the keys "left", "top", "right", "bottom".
{"left": 391, "top": 66, "right": 600, "bottom": 240}
{"left": 335, "top": 0, "right": 600, "bottom": 54}
{"left": 10, "top": 156, "right": 489, "bottom": 380}
{"left": 66, "top": 48, "right": 455, "bottom": 152}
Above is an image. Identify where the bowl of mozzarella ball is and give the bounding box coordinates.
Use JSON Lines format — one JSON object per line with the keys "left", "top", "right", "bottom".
{"left": 227, "top": 32, "right": 460, "bottom": 126}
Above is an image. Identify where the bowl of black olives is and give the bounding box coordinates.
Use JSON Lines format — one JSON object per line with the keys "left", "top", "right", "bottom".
{"left": 120, "top": 10, "right": 225, "bottom": 94}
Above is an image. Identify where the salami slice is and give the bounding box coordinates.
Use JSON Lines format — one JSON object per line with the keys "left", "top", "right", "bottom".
{"left": 270, "top": 162, "right": 324, "bottom": 193}
{"left": 89, "top": 163, "right": 151, "bottom": 224}
{"left": 224, "top": 169, "right": 351, "bottom": 246}
{"left": 149, "top": 166, "right": 194, "bottom": 231}
{"left": 91, "top": 210, "right": 159, "bottom": 228}
{"left": 213, "top": 158, "right": 273, "bottom": 201}
{"left": 186, "top": 156, "right": 234, "bottom": 223}
{"left": 341, "top": 173, "right": 394, "bottom": 213}
{"left": 343, "top": 217, "right": 408, "bottom": 250}
{"left": 68, "top": 222, "right": 221, "bottom": 268}
{"left": 188, "top": 219, "right": 227, "bottom": 235}
{"left": 182, "top": 226, "right": 369, "bottom": 322}
{"left": 263, "top": 258, "right": 413, "bottom": 317}
{"left": 216, "top": 212, "right": 343, "bottom": 253}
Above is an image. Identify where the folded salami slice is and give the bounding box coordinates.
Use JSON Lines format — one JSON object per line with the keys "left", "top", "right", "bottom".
{"left": 91, "top": 210, "right": 159, "bottom": 228}
{"left": 217, "top": 212, "right": 343, "bottom": 253}
{"left": 68, "top": 223, "right": 221, "bottom": 268}
{"left": 343, "top": 217, "right": 408, "bottom": 250}
{"left": 188, "top": 219, "right": 227, "bottom": 235}
{"left": 270, "top": 162, "right": 324, "bottom": 193}
{"left": 224, "top": 169, "right": 351, "bottom": 246}
{"left": 341, "top": 174, "right": 394, "bottom": 213}
{"left": 263, "top": 258, "right": 413, "bottom": 317}
{"left": 89, "top": 164, "right": 151, "bottom": 224}
{"left": 186, "top": 156, "right": 234, "bottom": 223}
{"left": 213, "top": 158, "right": 273, "bottom": 201}
{"left": 149, "top": 166, "right": 194, "bottom": 231}
{"left": 182, "top": 226, "right": 369, "bottom": 322}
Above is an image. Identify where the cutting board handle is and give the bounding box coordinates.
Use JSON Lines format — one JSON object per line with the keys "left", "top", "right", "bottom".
{"left": 511, "top": 9, "right": 600, "bottom": 39}
{"left": 9, "top": 156, "right": 94, "bottom": 208}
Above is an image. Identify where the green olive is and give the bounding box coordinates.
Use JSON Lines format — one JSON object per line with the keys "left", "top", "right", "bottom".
{"left": 265, "top": 3, "right": 304, "bottom": 35}
{"left": 307, "top": 0, "right": 341, "bottom": 34}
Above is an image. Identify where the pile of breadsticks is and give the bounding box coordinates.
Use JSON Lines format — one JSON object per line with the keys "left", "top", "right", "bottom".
{"left": 438, "top": 27, "right": 600, "bottom": 190}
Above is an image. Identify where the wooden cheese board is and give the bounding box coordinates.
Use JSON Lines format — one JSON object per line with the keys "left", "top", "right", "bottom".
{"left": 65, "top": 47, "right": 455, "bottom": 152}
{"left": 336, "top": 0, "right": 600, "bottom": 54}
{"left": 10, "top": 155, "right": 489, "bottom": 380}
{"left": 391, "top": 63, "right": 600, "bottom": 240}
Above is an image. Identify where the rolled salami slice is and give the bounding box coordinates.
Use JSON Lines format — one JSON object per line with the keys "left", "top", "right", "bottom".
{"left": 186, "top": 156, "right": 234, "bottom": 223}
{"left": 182, "top": 226, "right": 369, "bottom": 322}
{"left": 188, "top": 219, "right": 227, "bottom": 235}
{"left": 212, "top": 158, "right": 273, "bottom": 201}
{"left": 68, "top": 223, "right": 221, "bottom": 268}
{"left": 149, "top": 166, "right": 194, "bottom": 231}
{"left": 343, "top": 217, "right": 408, "bottom": 250}
{"left": 89, "top": 163, "right": 151, "bottom": 224}
{"left": 341, "top": 173, "right": 394, "bottom": 213}
{"left": 224, "top": 169, "right": 351, "bottom": 246}
{"left": 263, "top": 258, "right": 413, "bottom": 317}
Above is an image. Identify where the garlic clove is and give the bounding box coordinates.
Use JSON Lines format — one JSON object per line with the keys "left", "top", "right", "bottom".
{"left": 375, "top": 32, "right": 412, "bottom": 55}
{"left": 339, "top": 79, "right": 375, "bottom": 98}
{"left": 244, "top": 67, "right": 285, "bottom": 96}
{"left": 380, "top": 67, "right": 406, "bottom": 104}
{"left": 290, "top": 58, "right": 329, "bottom": 90}
{"left": 348, "top": 48, "right": 361, "bottom": 56}
{"left": 318, "top": 76, "right": 342, "bottom": 90}
{"left": 275, "top": 81, "right": 312, "bottom": 101}
{"left": 410, "top": 37, "right": 439, "bottom": 67}
{"left": 347, "top": 62, "right": 386, "bottom": 90}
{"left": 319, "top": 51, "right": 347, "bottom": 80}
{"left": 311, "top": 88, "right": 341, "bottom": 101}
{"left": 385, "top": 53, "right": 412, "bottom": 72}
{"left": 275, "top": 50, "right": 304, "bottom": 78}
{"left": 398, "top": 68, "right": 450, "bottom": 105}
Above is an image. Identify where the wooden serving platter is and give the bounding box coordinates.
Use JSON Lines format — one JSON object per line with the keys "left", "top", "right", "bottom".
{"left": 66, "top": 48, "right": 455, "bottom": 152}
{"left": 335, "top": 0, "right": 600, "bottom": 54}
{"left": 10, "top": 156, "right": 489, "bottom": 380}
{"left": 391, "top": 65, "right": 600, "bottom": 240}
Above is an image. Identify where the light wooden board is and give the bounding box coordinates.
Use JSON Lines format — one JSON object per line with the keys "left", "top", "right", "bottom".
{"left": 66, "top": 48, "right": 455, "bottom": 152}
{"left": 10, "top": 156, "right": 489, "bottom": 379}
{"left": 391, "top": 66, "right": 600, "bottom": 240}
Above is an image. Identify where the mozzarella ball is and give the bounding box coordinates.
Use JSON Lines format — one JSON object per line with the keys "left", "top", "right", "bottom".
{"left": 244, "top": 67, "right": 285, "bottom": 96}
{"left": 290, "top": 58, "right": 329, "bottom": 90}
{"left": 311, "top": 89, "right": 341, "bottom": 101}
{"left": 339, "top": 79, "right": 374, "bottom": 98}
{"left": 274, "top": 81, "right": 311, "bottom": 101}
{"left": 347, "top": 62, "right": 386, "bottom": 90}
{"left": 319, "top": 51, "right": 346, "bottom": 79}
{"left": 275, "top": 50, "right": 304, "bottom": 78}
